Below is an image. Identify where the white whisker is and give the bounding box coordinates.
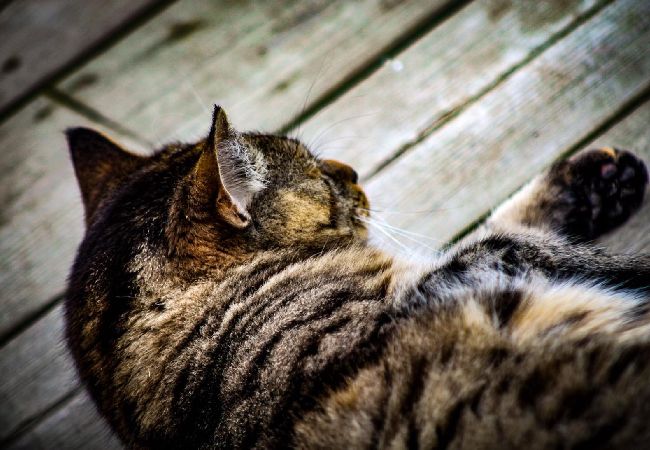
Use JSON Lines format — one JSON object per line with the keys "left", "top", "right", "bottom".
{"left": 294, "top": 51, "right": 332, "bottom": 139}
{"left": 370, "top": 215, "right": 442, "bottom": 245}
{"left": 357, "top": 216, "right": 409, "bottom": 253}
{"left": 308, "top": 112, "right": 377, "bottom": 153}
{"left": 186, "top": 79, "right": 210, "bottom": 114}
{"left": 358, "top": 216, "right": 441, "bottom": 255}
{"left": 374, "top": 224, "right": 440, "bottom": 253}
{"left": 358, "top": 205, "right": 462, "bottom": 216}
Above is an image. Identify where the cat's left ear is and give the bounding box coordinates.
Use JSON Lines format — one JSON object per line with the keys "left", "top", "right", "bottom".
{"left": 192, "top": 106, "right": 267, "bottom": 229}
{"left": 67, "top": 127, "right": 145, "bottom": 224}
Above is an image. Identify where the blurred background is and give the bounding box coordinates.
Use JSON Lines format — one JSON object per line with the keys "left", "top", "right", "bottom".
{"left": 1, "top": 0, "right": 649, "bottom": 448}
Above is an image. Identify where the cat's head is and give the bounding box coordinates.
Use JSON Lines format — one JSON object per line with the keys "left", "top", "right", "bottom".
{"left": 67, "top": 106, "right": 369, "bottom": 275}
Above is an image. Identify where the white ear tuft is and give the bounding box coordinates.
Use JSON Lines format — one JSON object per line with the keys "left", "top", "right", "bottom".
{"left": 216, "top": 136, "right": 268, "bottom": 212}
{"left": 204, "top": 105, "right": 267, "bottom": 225}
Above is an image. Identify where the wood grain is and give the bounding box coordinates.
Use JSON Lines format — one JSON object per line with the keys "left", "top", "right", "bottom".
{"left": 301, "top": 0, "right": 605, "bottom": 179}
{"left": 0, "top": 304, "right": 77, "bottom": 442}
{"left": 6, "top": 390, "right": 121, "bottom": 450}
{"left": 595, "top": 104, "right": 650, "bottom": 254}
{"left": 0, "top": 0, "right": 164, "bottom": 114}
{"left": 363, "top": 0, "right": 650, "bottom": 254}
{"left": 0, "top": 98, "right": 146, "bottom": 339}
{"left": 57, "top": 0, "right": 455, "bottom": 145}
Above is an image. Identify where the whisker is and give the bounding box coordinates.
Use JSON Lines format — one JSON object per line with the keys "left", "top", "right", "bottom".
{"left": 359, "top": 216, "right": 441, "bottom": 254}
{"left": 310, "top": 136, "right": 361, "bottom": 157}
{"left": 369, "top": 216, "right": 442, "bottom": 244}
{"left": 186, "top": 79, "right": 210, "bottom": 114}
{"left": 357, "top": 205, "right": 464, "bottom": 216}
{"left": 380, "top": 226, "right": 441, "bottom": 254}
{"left": 357, "top": 212, "right": 438, "bottom": 240}
{"left": 293, "top": 50, "right": 332, "bottom": 139}
{"left": 357, "top": 216, "right": 410, "bottom": 253}
{"left": 307, "top": 112, "right": 378, "bottom": 152}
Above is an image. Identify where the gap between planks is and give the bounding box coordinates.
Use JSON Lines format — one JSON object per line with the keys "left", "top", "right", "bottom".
{"left": 45, "top": 0, "right": 471, "bottom": 152}
{"left": 361, "top": 0, "right": 614, "bottom": 180}
{"left": 446, "top": 82, "right": 650, "bottom": 248}
{"left": 55, "top": 0, "right": 463, "bottom": 145}
{"left": 0, "top": 0, "right": 178, "bottom": 123}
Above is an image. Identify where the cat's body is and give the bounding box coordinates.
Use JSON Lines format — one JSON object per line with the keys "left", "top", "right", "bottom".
{"left": 65, "top": 107, "right": 650, "bottom": 449}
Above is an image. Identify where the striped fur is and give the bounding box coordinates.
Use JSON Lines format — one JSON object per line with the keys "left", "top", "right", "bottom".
{"left": 66, "top": 110, "right": 650, "bottom": 449}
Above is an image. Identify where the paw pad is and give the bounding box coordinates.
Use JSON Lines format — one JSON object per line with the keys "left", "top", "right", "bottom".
{"left": 558, "top": 147, "right": 648, "bottom": 239}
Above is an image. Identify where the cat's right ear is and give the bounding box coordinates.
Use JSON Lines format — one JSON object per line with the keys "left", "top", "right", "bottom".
{"left": 191, "top": 106, "right": 266, "bottom": 229}
{"left": 66, "top": 128, "right": 144, "bottom": 224}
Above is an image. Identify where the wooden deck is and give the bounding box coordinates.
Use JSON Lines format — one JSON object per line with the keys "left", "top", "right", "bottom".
{"left": 1, "top": 0, "right": 649, "bottom": 447}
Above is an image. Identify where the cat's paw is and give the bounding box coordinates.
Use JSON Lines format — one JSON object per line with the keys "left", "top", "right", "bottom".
{"left": 550, "top": 147, "right": 648, "bottom": 240}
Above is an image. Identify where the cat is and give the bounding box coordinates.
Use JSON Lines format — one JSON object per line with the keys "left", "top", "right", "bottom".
{"left": 65, "top": 105, "right": 650, "bottom": 449}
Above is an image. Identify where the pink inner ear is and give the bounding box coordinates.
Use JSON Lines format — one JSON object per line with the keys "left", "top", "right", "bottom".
{"left": 216, "top": 189, "right": 251, "bottom": 229}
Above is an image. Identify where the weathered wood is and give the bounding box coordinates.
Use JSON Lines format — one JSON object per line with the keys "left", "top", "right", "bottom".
{"left": 364, "top": 0, "right": 650, "bottom": 253}
{"left": 0, "top": 0, "right": 165, "bottom": 114}
{"left": 301, "top": 0, "right": 605, "bottom": 179}
{"left": 0, "top": 304, "right": 77, "bottom": 442}
{"left": 6, "top": 390, "right": 121, "bottom": 450}
{"left": 0, "top": 98, "right": 145, "bottom": 340}
{"left": 595, "top": 105, "right": 650, "bottom": 254}
{"left": 57, "top": 0, "right": 455, "bottom": 144}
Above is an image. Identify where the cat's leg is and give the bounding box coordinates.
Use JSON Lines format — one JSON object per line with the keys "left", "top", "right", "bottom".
{"left": 430, "top": 148, "right": 650, "bottom": 293}
{"left": 486, "top": 147, "right": 648, "bottom": 240}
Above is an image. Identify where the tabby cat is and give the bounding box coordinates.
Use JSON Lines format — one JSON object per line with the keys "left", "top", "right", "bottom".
{"left": 65, "top": 106, "right": 650, "bottom": 449}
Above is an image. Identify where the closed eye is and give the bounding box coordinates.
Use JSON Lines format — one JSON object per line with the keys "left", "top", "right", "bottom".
{"left": 320, "top": 176, "right": 340, "bottom": 229}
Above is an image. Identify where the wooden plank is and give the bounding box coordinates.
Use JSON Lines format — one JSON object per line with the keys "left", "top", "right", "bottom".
{"left": 0, "top": 0, "right": 165, "bottom": 114}
{"left": 0, "top": 305, "right": 77, "bottom": 442}
{"left": 6, "top": 390, "right": 121, "bottom": 450}
{"left": 363, "top": 0, "right": 650, "bottom": 253}
{"left": 595, "top": 106, "right": 650, "bottom": 254}
{"left": 301, "top": 0, "right": 605, "bottom": 179}
{"left": 57, "top": 0, "right": 455, "bottom": 144}
{"left": 0, "top": 98, "right": 146, "bottom": 340}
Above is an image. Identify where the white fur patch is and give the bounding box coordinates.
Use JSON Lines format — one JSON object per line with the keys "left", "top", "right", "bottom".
{"left": 217, "top": 135, "right": 268, "bottom": 210}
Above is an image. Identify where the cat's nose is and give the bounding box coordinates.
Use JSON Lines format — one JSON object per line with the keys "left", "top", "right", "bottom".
{"left": 321, "top": 159, "right": 359, "bottom": 184}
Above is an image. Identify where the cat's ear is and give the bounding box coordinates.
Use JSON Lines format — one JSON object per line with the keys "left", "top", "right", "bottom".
{"left": 193, "top": 105, "right": 267, "bottom": 229}
{"left": 66, "top": 128, "right": 144, "bottom": 223}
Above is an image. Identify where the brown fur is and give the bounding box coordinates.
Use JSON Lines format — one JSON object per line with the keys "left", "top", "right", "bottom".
{"left": 65, "top": 106, "right": 650, "bottom": 449}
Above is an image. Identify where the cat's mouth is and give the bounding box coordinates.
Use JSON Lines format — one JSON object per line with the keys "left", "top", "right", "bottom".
{"left": 352, "top": 203, "right": 371, "bottom": 237}
{"left": 352, "top": 187, "right": 370, "bottom": 226}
